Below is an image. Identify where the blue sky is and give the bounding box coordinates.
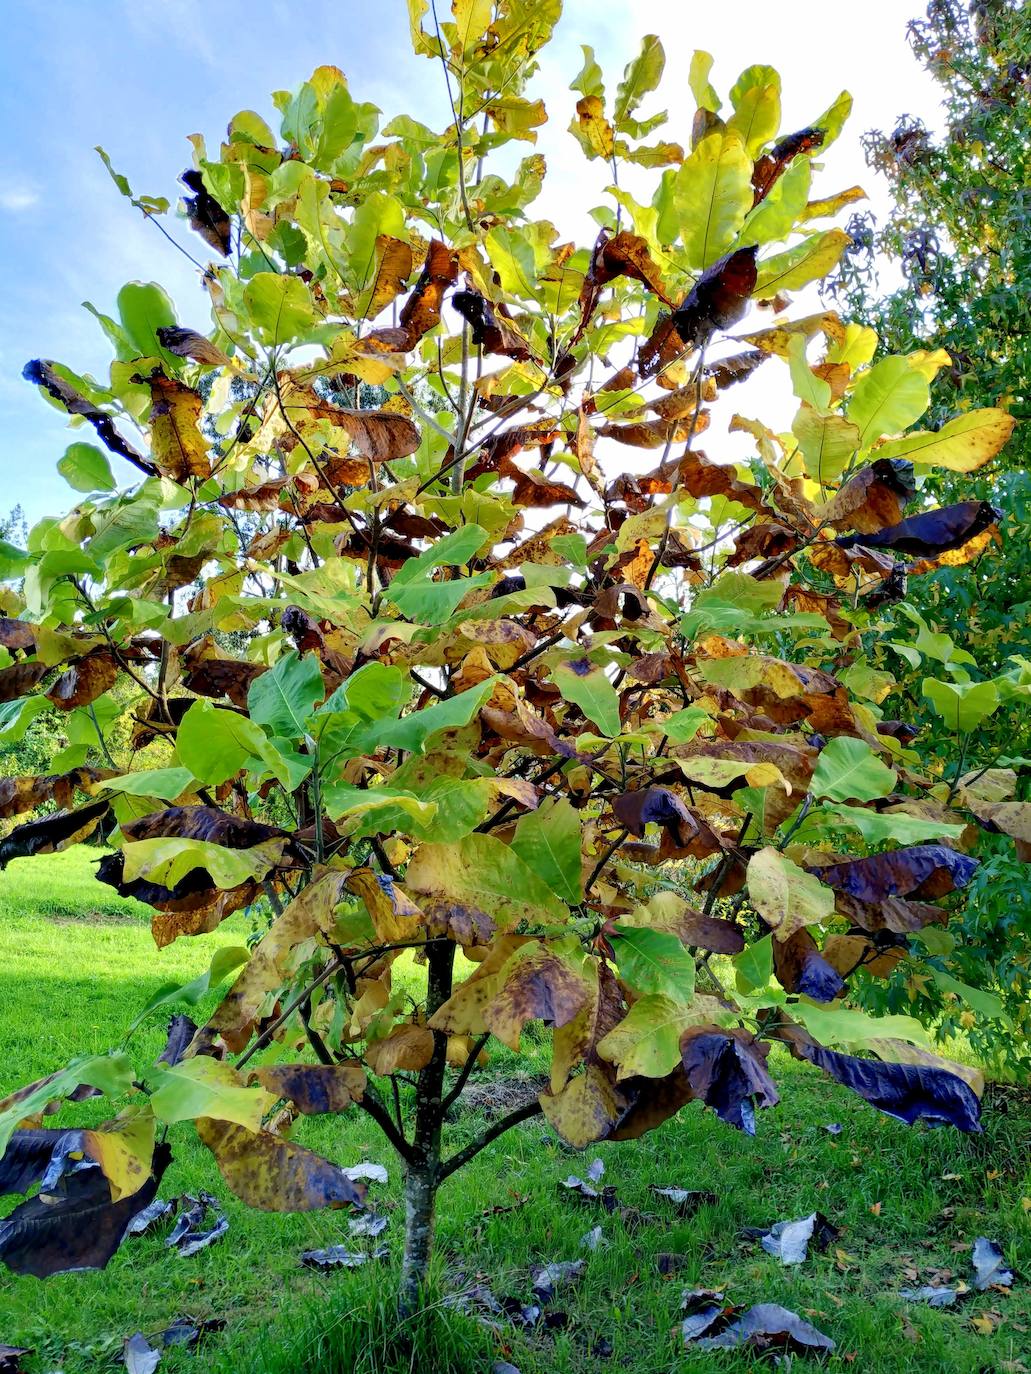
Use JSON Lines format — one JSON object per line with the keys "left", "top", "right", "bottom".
{"left": 0, "top": 0, "right": 943, "bottom": 526}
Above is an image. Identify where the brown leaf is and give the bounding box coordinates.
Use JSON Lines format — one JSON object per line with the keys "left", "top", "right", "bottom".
{"left": 182, "top": 656, "right": 267, "bottom": 708}
{"left": 0, "top": 767, "right": 110, "bottom": 821}
{"left": 96, "top": 850, "right": 262, "bottom": 947}
{"left": 253, "top": 1063, "right": 366, "bottom": 1114}
{"left": 0, "top": 799, "right": 110, "bottom": 868}
{"left": 397, "top": 239, "right": 459, "bottom": 348}
{"left": 364, "top": 1024, "right": 435, "bottom": 1076}
{"left": 752, "top": 127, "right": 825, "bottom": 204}
{"left": 121, "top": 806, "right": 288, "bottom": 850}
{"left": 155, "top": 326, "right": 230, "bottom": 367}
{"left": 819, "top": 459, "right": 915, "bottom": 534}
{"left": 181, "top": 169, "right": 231, "bottom": 255}
{"left": 0, "top": 620, "right": 37, "bottom": 655}
{"left": 45, "top": 650, "right": 118, "bottom": 711}
{"left": 0, "top": 660, "right": 47, "bottom": 704}
{"left": 362, "top": 235, "right": 413, "bottom": 318}
{"left": 452, "top": 288, "right": 533, "bottom": 360}
{"left": 287, "top": 391, "right": 421, "bottom": 464}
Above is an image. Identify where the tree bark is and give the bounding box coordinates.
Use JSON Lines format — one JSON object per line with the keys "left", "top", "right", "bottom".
{"left": 398, "top": 940, "right": 455, "bottom": 1317}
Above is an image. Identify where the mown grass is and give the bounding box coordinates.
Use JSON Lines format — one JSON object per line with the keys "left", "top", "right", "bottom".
{"left": 1, "top": 847, "right": 1029, "bottom": 1373}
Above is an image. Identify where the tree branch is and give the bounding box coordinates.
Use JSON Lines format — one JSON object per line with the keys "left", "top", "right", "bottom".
{"left": 438, "top": 1099, "right": 543, "bottom": 1181}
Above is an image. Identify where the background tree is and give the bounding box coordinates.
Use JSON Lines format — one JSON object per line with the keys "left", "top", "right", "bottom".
{"left": 832, "top": 0, "right": 1031, "bottom": 1072}
{"left": 0, "top": 1, "right": 1024, "bottom": 1322}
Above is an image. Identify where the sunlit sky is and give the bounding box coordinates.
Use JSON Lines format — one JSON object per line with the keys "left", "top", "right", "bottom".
{"left": 0, "top": 0, "right": 944, "bottom": 524}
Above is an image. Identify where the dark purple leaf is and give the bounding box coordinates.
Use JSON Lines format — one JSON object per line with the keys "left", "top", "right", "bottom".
{"left": 835, "top": 500, "right": 1000, "bottom": 557}
{"left": 531, "top": 1258, "right": 584, "bottom": 1301}
{"left": 0, "top": 1345, "right": 31, "bottom": 1373}
{"left": 0, "top": 1143, "right": 170, "bottom": 1277}
{"left": 23, "top": 360, "right": 156, "bottom": 475}
{"left": 301, "top": 1244, "right": 388, "bottom": 1269}
{"left": 755, "top": 1211, "right": 838, "bottom": 1264}
{"left": 649, "top": 1186, "right": 717, "bottom": 1216}
{"left": 693, "top": 1302, "right": 835, "bottom": 1353}
{"left": 181, "top": 170, "right": 231, "bottom": 255}
{"left": 156, "top": 1015, "right": 197, "bottom": 1068}
{"left": 612, "top": 786, "right": 694, "bottom": 846}
{"left": 680, "top": 1031, "right": 779, "bottom": 1134}
{"left": 165, "top": 1191, "right": 228, "bottom": 1257}
{"left": 672, "top": 246, "right": 759, "bottom": 346}
{"left": 813, "top": 845, "right": 978, "bottom": 902}
{"left": 0, "top": 1129, "right": 77, "bottom": 1197}
{"left": 802, "top": 1045, "right": 982, "bottom": 1132}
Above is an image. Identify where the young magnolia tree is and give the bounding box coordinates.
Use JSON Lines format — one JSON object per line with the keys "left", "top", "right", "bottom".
{"left": 0, "top": 0, "right": 1022, "bottom": 1316}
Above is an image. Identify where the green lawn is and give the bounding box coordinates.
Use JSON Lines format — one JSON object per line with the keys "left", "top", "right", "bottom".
{"left": 1, "top": 848, "right": 1028, "bottom": 1373}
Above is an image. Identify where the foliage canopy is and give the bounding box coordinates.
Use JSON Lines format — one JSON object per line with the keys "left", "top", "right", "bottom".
{"left": 0, "top": 0, "right": 1026, "bottom": 1313}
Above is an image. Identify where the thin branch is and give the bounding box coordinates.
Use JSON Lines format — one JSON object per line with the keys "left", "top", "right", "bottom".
{"left": 235, "top": 957, "right": 342, "bottom": 1070}
{"left": 354, "top": 1084, "right": 414, "bottom": 1163}
{"left": 438, "top": 1099, "right": 543, "bottom": 1181}
{"left": 439, "top": 1033, "right": 490, "bottom": 1115}
{"left": 584, "top": 827, "right": 629, "bottom": 895}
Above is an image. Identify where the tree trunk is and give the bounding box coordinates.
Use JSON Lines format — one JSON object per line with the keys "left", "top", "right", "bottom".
{"left": 397, "top": 939, "right": 455, "bottom": 1317}
{"left": 399, "top": 1163, "right": 437, "bottom": 1318}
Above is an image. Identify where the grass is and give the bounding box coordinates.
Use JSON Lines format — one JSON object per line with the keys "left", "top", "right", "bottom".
{"left": 1, "top": 847, "right": 1029, "bottom": 1373}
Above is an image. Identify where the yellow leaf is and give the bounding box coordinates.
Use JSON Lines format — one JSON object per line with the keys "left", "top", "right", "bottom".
{"left": 875, "top": 408, "right": 1015, "bottom": 473}
{"left": 746, "top": 847, "right": 834, "bottom": 940}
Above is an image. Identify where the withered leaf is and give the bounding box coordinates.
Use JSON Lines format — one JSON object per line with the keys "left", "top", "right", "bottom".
{"left": 835, "top": 500, "right": 1000, "bottom": 558}
{"left": 612, "top": 787, "right": 697, "bottom": 848}
{"left": 181, "top": 169, "right": 231, "bottom": 256}
{"left": 0, "top": 1142, "right": 170, "bottom": 1277}
{"left": 452, "top": 288, "right": 532, "bottom": 360}
{"left": 680, "top": 1029, "right": 779, "bottom": 1134}
{"left": 145, "top": 373, "right": 211, "bottom": 481}
{"left": 156, "top": 1015, "right": 198, "bottom": 1069}
{"left": 155, "top": 326, "right": 230, "bottom": 367}
{"left": 195, "top": 1118, "right": 366, "bottom": 1211}
{"left": 23, "top": 360, "right": 156, "bottom": 475}
{"left": 813, "top": 845, "right": 978, "bottom": 902}
{"left": 253, "top": 1063, "right": 366, "bottom": 1114}
{"left": 640, "top": 246, "right": 758, "bottom": 376}
{"left": 691, "top": 1302, "right": 835, "bottom": 1354}
{"left": 45, "top": 650, "right": 118, "bottom": 711}
{"left": 800, "top": 1044, "right": 982, "bottom": 1132}
{"left": 0, "top": 799, "right": 110, "bottom": 868}
{"left": 397, "top": 239, "right": 459, "bottom": 348}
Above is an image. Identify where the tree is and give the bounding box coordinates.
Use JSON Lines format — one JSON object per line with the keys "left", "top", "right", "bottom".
{"left": 830, "top": 0, "right": 1031, "bottom": 1072}
{"left": 0, "top": 2, "right": 1024, "bottom": 1320}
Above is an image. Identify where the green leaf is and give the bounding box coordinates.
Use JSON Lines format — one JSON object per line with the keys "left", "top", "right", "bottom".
{"left": 511, "top": 798, "right": 584, "bottom": 904}
{"left": 177, "top": 699, "right": 276, "bottom": 786}
{"left": 0, "top": 696, "right": 49, "bottom": 742}
{"left": 656, "top": 706, "right": 709, "bottom": 744}
{"left": 406, "top": 832, "right": 569, "bottom": 928}
{"left": 248, "top": 651, "right": 325, "bottom": 740}
{"left": 391, "top": 572, "right": 493, "bottom": 625}
{"left": 151, "top": 1056, "right": 275, "bottom": 1130}
{"left": 811, "top": 803, "right": 966, "bottom": 847}
{"left": 688, "top": 51, "right": 721, "bottom": 113}
{"left": 57, "top": 443, "right": 116, "bottom": 494}
{"left": 102, "top": 767, "right": 195, "bottom": 801}
{"left": 923, "top": 677, "right": 1000, "bottom": 733}
{"left": 552, "top": 659, "right": 621, "bottom": 737}
{"left": 754, "top": 229, "right": 850, "bottom": 296}
{"left": 375, "top": 678, "right": 496, "bottom": 755}
{"left": 242, "top": 272, "right": 317, "bottom": 344}
{"left": 733, "top": 933, "right": 773, "bottom": 993}
{"left": 930, "top": 969, "right": 1009, "bottom": 1024}
{"left": 811, "top": 737, "right": 897, "bottom": 803}
{"left": 596, "top": 994, "right": 724, "bottom": 1079}
{"left": 390, "top": 524, "right": 488, "bottom": 586}
{"left": 571, "top": 44, "right": 604, "bottom": 99}
{"left": 662, "top": 129, "right": 752, "bottom": 270}
{"left": 612, "top": 926, "right": 696, "bottom": 1002}
{"left": 791, "top": 405, "right": 860, "bottom": 486}
{"left": 120, "top": 835, "right": 287, "bottom": 890}
{"left": 127, "top": 945, "right": 250, "bottom": 1035}
{"left": 727, "top": 64, "right": 781, "bottom": 158}
{"left": 614, "top": 35, "right": 665, "bottom": 128}
{"left": 746, "top": 847, "right": 835, "bottom": 941}
{"left": 791, "top": 1002, "right": 930, "bottom": 1050}
{"left": 117, "top": 281, "right": 178, "bottom": 367}
{"left": 874, "top": 408, "right": 1015, "bottom": 473}
{"left": 846, "top": 356, "right": 931, "bottom": 448}
{"left": 0, "top": 1052, "right": 134, "bottom": 1157}
{"left": 786, "top": 334, "right": 831, "bottom": 410}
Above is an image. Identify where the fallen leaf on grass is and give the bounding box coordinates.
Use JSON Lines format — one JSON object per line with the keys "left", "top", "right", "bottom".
{"left": 124, "top": 1331, "right": 161, "bottom": 1374}
{"left": 0, "top": 1348, "right": 30, "bottom": 1373}
{"left": 349, "top": 1212, "right": 389, "bottom": 1238}
{"left": 681, "top": 1289, "right": 727, "bottom": 1342}
{"left": 343, "top": 1162, "right": 388, "bottom": 1184}
{"left": 649, "top": 1186, "right": 717, "bottom": 1216}
{"left": 165, "top": 1192, "right": 228, "bottom": 1257}
{"left": 824, "top": 1122, "right": 843, "bottom": 1135}
{"left": 159, "top": 1319, "right": 225, "bottom": 1349}
{"left": 899, "top": 1285, "right": 958, "bottom": 1307}
{"left": 972, "top": 1237, "right": 1014, "bottom": 1289}
{"left": 971, "top": 1311, "right": 998, "bottom": 1335}
{"left": 581, "top": 1225, "right": 606, "bottom": 1251}
{"left": 301, "top": 1244, "right": 389, "bottom": 1269}
{"left": 751, "top": 1211, "right": 839, "bottom": 1265}
{"left": 685, "top": 1302, "right": 835, "bottom": 1354}
{"left": 126, "top": 1197, "right": 176, "bottom": 1236}
{"left": 531, "top": 1259, "right": 584, "bottom": 1301}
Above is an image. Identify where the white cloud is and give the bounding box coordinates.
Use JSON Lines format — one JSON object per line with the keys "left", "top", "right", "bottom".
{"left": 0, "top": 187, "right": 39, "bottom": 212}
